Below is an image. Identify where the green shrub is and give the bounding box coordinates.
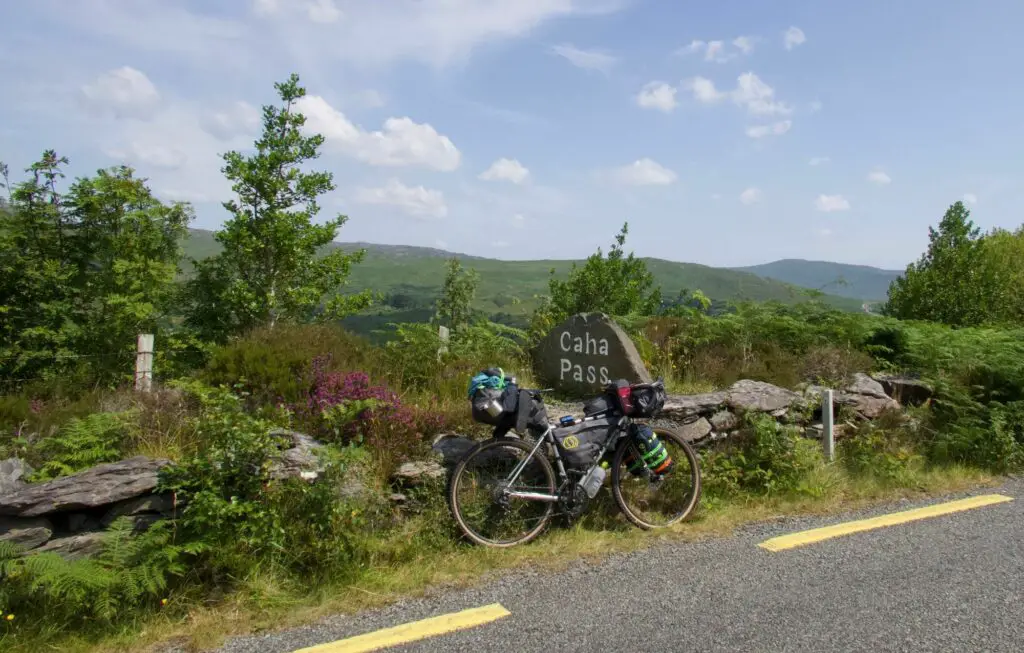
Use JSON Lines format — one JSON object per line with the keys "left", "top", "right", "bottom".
{"left": 703, "top": 413, "right": 824, "bottom": 497}
{"left": 0, "top": 519, "right": 193, "bottom": 634}
{"left": 839, "top": 416, "right": 924, "bottom": 484}
{"left": 29, "top": 412, "right": 129, "bottom": 481}
{"left": 201, "top": 324, "right": 377, "bottom": 406}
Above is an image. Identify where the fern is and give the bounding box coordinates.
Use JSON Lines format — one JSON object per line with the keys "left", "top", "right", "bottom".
{"left": 29, "top": 411, "right": 129, "bottom": 481}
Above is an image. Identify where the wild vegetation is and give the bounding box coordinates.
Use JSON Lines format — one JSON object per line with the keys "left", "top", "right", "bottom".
{"left": 1, "top": 72, "right": 1022, "bottom": 652}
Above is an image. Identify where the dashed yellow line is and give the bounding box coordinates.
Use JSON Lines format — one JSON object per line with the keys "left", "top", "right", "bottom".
{"left": 291, "top": 603, "right": 511, "bottom": 653}
{"left": 759, "top": 493, "right": 1014, "bottom": 552}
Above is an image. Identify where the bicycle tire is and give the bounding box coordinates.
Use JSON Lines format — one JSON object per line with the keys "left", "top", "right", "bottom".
{"left": 610, "top": 425, "right": 702, "bottom": 530}
{"left": 447, "top": 436, "right": 557, "bottom": 548}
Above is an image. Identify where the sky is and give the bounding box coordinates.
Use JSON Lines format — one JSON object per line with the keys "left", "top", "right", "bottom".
{"left": 2, "top": 0, "right": 1023, "bottom": 270}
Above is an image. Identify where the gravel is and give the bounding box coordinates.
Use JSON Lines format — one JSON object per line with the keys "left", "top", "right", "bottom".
{"left": 206, "top": 477, "right": 1024, "bottom": 653}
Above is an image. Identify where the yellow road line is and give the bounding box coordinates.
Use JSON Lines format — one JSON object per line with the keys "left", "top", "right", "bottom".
{"left": 291, "top": 603, "right": 512, "bottom": 653}
{"left": 759, "top": 493, "right": 1015, "bottom": 552}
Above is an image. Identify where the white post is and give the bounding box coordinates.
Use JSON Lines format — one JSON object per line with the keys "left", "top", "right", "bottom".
{"left": 437, "top": 325, "right": 450, "bottom": 359}
{"left": 135, "top": 334, "right": 154, "bottom": 393}
{"left": 822, "top": 389, "right": 835, "bottom": 462}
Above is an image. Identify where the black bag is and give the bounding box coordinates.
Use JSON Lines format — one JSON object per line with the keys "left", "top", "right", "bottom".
{"left": 630, "top": 383, "right": 667, "bottom": 418}
{"left": 552, "top": 416, "right": 620, "bottom": 469}
{"left": 470, "top": 382, "right": 548, "bottom": 436}
{"left": 624, "top": 424, "right": 674, "bottom": 477}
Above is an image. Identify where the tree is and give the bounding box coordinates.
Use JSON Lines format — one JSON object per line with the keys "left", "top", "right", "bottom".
{"left": 184, "top": 73, "right": 371, "bottom": 343}
{"left": 435, "top": 257, "right": 480, "bottom": 333}
{"left": 885, "top": 201, "right": 986, "bottom": 326}
{"left": 531, "top": 222, "right": 661, "bottom": 337}
{"left": 0, "top": 152, "right": 191, "bottom": 388}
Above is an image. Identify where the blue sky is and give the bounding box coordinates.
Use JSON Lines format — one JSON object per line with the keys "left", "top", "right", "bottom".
{"left": 2, "top": 0, "right": 1022, "bottom": 270}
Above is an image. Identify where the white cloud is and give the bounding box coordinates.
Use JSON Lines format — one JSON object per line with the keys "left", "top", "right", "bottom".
{"left": 296, "top": 95, "right": 460, "bottom": 171}
{"left": 354, "top": 179, "right": 447, "bottom": 218}
{"left": 809, "top": 100, "right": 823, "bottom": 113}
{"left": 746, "top": 120, "right": 791, "bottom": 139}
{"left": 609, "top": 158, "right": 677, "bottom": 186}
{"left": 809, "top": 156, "right": 830, "bottom": 166}
{"left": 867, "top": 170, "right": 892, "bottom": 185}
{"left": 784, "top": 26, "right": 806, "bottom": 50}
{"left": 636, "top": 81, "right": 678, "bottom": 113}
{"left": 733, "top": 72, "right": 791, "bottom": 116}
{"left": 80, "top": 66, "right": 160, "bottom": 119}
{"left": 732, "top": 36, "right": 755, "bottom": 54}
{"left": 512, "top": 213, "right": 525, "bottom": 228}
{"left": 817, "top": 227, "right": 833, "bottom": 238}
{"left": 815, "top": 194, "right": 851, "bottom": 212}
{"left": 678, "top": 37, "right": 755, "bottom": 62}
{"left": 739, "top": 187, "right": 762, "bottom": 205}
{"left": 963, "top": 192, "right": 978, "bottom": 204}
{"left": 479, "top": 158, "right": 530, "bottom": 184}
{"left": 307, "top": 0, "right": 341, "bottom": 23}
{"left": 551, "top": 44, "right": 617, "bottom": 73}
{"left": 683, "top": 72, "right": 791, "bottom": 116}
{"left": 685, "top": 76, "right": 726, "bottom": 104}
{"left": 203, "top": 101, "right": 262, "bottom": 141}
{"left": 491, "top": 240, "right": 510, "bottom": 248}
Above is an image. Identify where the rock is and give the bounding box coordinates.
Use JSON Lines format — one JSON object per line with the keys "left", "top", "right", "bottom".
{"left": 661, "top": 392, "right": 729, "bottom": 419}
{"left": 101, "top": 494, "right": 175, "bottom": 527}
{"left": 391, "top": 461, "right": 445, "bottom": 487}
{"left": 67, "top": 513, "right": 101, "bottom": 533}
{"left": 533, "top": 312, "right": 651, "bottom": 396}
{"left": 431, "top": 434, "right": 477, "bottom": 468}
{"left": 0, "top": 516, "right": 53, "bottom": 550}
{"left": 0, "top": 458, "right": 33, "bottom": 496}
{"left": 389, "top": 493, "right": 408, "bottom": 505}
{"left": 33, "top": 531, "right": 106, "bottom": 560}
{"left": 709, "top": 410, "right": 739, "bottom": 432}
{"left": 268, "top": 429, "right": 325, "bottom": 482}
{"left": 846, "top": 372, "right": 889, "bottom": 399}
{"left": 727, "top": 380, "right": 802, "bottom": 414}
{"left": 338, "top": 479, "right": 372, "bottom": 501}
{"left": 676, "top": 417, "right": 712, "bottom": 443}
{"left": 0, "top": 457, "right": 169, "bottom": 518}
{"left": 845, "top": 394, "right": 900, "bottom": 419}
{"left": 871, "top": 374, "right": 933, "bottom": 405}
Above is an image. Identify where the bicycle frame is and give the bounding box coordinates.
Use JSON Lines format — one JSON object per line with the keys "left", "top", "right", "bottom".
{"left": 502, "top": 413, "right": 631, "bottom": 504}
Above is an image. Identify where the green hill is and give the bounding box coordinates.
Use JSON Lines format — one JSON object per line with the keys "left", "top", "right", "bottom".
{"left": 732, "top": 259, "right": 903, "bottom": 302}
{"left": 179, "top": 230, "right": 868, "bottom": 333}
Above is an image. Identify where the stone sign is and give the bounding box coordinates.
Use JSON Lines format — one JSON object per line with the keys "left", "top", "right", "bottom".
{"left": 533, "top": 313, "right": 651, "bottom": 396}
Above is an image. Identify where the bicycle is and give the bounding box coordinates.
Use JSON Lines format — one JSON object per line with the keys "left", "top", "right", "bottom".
{"left": 447, "top": 378, "right": 703, "bottom": 548}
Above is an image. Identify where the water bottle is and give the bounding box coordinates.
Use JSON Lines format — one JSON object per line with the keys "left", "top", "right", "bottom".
{"left": 578, "top": 464, "right": 607, "bottom": 499}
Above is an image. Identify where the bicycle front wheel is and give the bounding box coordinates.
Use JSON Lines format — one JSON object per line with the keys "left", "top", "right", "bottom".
{"left": 611, "top": 425, "right": 702, "bottom": 530}
{"left": 447, "top": 437, "right": 557, "bottom": 548}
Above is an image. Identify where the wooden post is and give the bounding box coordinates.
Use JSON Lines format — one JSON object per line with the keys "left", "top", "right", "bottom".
{"left": 437, "top": 325, "right": 450, "bottom": 360}
{"left": 135, "top": 334, "right": 154, "bottom": 393}
{"left": 822, "top": 389, "right": 835, "bottom": 462}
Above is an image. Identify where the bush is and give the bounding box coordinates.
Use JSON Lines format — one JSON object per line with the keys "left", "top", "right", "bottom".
{"left": 29, "top": 412, "right": 129, "bottom": 481}
{"left": 838, "top": 412, "right": 924, "bottom": 484}
{"left": 702, "top": 413, "right": 824, "bottom": 497}
{"left": 201, "top": 324, "right": 377, "bottom": 407}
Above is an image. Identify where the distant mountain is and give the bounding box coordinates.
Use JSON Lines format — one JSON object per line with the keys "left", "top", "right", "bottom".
{"left": 178, "top": 230, "right": 869, "bottom": 331}
{"left": 732, "top": 259, "right": 904, "bottom": 302}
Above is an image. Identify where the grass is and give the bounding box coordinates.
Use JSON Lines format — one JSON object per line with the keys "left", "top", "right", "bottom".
{"left": 10, "top": 461, "right": 996, "bottom": 653}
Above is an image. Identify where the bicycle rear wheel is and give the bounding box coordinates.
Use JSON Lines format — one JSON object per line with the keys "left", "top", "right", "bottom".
{"left": 447, "top": 437, "right": 557, "bottom": 547}
{"left": 611, "top": 425, "right": 702, "bottom": 530}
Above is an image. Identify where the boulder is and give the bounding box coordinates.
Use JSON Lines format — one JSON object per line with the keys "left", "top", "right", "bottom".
{"left": 727, "top": 380, "right": 802, "bottom": 414}
{"left": 33, "top": 531, "right": 106, "bottom": 560}
{"left": 845, "top": 394, "right": 900, "bottom": 419}
{"left": 661, "top": 392, "right": 729, "bottom": 419}
{"left": 101, "top": 493, "right": 175, "bottom": 527}
{"left": 871, "top": 373, "right": 933, "bottom": 406}
{"left": 0, "top": 458, "right": 33, "bottom": 496}
{"left": 0, "top": 456, "right": 169, "bottom": 518}
{"left": 431, "top": 434, "right": 476, "bottom": 468}
{"left": 709, "top": 410, "right": 739, "bottom": 432}
{"left": 846, "top": 373, "right": 889, "bottom": 399}
{"left": 676, "top": 417, "right": 712, "bottom": 443}
{"left": 533, "top": 312, "right": 651, "bottom": 396}
{"left": 268, "top": 429, "right": 325, "bottom": 482}
{"left": 0, "top": 516, "right": 53, "bottom": 550}
{"left": 391, "top": 461, "right": 445, "bottom": 487}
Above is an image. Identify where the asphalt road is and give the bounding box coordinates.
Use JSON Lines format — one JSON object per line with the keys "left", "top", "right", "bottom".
{"left": 215, "top": 478, "right": 1024, "bottom": 653}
